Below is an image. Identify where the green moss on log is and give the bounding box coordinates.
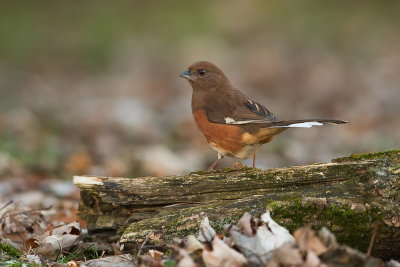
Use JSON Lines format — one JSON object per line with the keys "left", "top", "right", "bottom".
{"left": 333, "top": 150, "right": 400, "bottom": 163}
{"left": 122, "top": 201, "right": 247, "bottom": 245}
{"left": 123, "top": 190, "right": 395, "bottom": 255}
{"left": 267, "top": 198, "right": 380, "bottom": 251}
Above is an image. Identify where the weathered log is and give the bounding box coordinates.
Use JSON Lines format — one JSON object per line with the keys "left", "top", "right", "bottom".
{"left": 74, "top": 150, "right": 400, "bottom": 260}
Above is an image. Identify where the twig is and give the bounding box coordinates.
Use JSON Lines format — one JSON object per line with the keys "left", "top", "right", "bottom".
{"left": 141, "top": 245, "right": 166, "bottom": 250}
{"left": 0, "top": 200, "right": 13, "bottom": 212}
{"left": 367, "top": 222, "right": 379, "bottom": 256}
{"left": 100, "top": 250, "right": 106, "bottom": 258}
{"left": 9, "top": 206, "right": 53, "bottom": 217}
{"left": 0, "top": 200, "right": 13, "bottom": 220}
{"left": 135, "top": 234, "right": 150, "bottom": 265}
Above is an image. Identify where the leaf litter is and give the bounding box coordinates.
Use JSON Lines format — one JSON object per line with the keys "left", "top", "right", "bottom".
{"left": 0, "top": 195, "right": 398, "bottom": 266}
{"left": 137, "top": 211, "right": 396, "bottom": 267}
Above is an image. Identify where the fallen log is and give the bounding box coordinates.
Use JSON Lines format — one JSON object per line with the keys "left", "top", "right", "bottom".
{"left": 73, "top": 150, "right": 400, "bottom": 260}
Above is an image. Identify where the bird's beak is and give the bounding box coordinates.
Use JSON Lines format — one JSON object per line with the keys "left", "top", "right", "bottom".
{"left": 179, "top": 69, "right": 193, "bottom": 80}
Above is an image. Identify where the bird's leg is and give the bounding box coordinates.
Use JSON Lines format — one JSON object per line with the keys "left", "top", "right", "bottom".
{"left": 252, "top": 153, "right": 256, "bottom": 168}
{"left": 208, "top": 153, "right": 224, "bottom": 170}
{"left": 208, "top": 159, "right": 220, "bottom": 170}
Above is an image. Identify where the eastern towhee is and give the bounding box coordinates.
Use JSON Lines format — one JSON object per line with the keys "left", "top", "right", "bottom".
{"left": 180, "top": 61, "right": 347, "bottom": 170}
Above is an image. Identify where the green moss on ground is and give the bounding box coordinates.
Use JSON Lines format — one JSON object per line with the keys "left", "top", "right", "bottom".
{"left": 0, "top": 242, "right": 46, "bottom": 266}
{"left": 56, "top": 244, "right": 100, "bottom": 264}
{"left": 0, "top": 243, "right": 21, "bottom": 258}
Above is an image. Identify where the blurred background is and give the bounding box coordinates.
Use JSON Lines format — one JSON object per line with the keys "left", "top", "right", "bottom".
{"left": 0, "top": 1, "right": 399, "bottom": 180}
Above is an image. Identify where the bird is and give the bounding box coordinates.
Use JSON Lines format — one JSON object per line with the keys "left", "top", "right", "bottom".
{"left": 179, "top": 61, "right": 347, "bottom": 170}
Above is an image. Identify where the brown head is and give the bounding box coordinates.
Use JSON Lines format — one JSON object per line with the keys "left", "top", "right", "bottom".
{"left": 179, "top": 61, "right": 231, "bottom": 91}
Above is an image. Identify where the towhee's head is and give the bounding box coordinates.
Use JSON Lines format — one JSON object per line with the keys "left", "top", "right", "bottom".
{"left": 179, "top": 61, "right": 230, "bottom": 90}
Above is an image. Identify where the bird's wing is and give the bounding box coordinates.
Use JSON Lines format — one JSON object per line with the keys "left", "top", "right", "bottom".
{"left": 227, "top": 97, "right": 277, "bottom": 123}
{"left": 204, "top": 88, "right": 277, "bottom": 124}
{"left": 204, "top": 89, "right": 348, "bottom": 127}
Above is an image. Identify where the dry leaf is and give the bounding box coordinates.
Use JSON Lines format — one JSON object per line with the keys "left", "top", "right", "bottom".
{"left": 148, "top": 249, "right": 163, "bottom": 260}
{"left": 81, "top": 254, "right": 134, "bottom": 267}
{"left": 270, "top": 243, "right": 303, "bottom": 266}
{"left": 177, "top": 249, "right": 196, "bottom": 267}
{"left": 139, "top": 255, "right": 163, "bottom": 267}
{"left": 229, "top": 211, "right": 294, "bottom": 265}
{"left": 68, "top": 261, "right": 78, "bottom": 267}
{"left": 25, "top": 238, "right": 40, "bottom": 250}
{"left": 26, "top": 254, "right": 42, "bottom": 265}
{"left": 320, "top": 246, "right": 383, "bottom": 267}
{"left": 318, "top": 227, "right": 338, "bottom": 251}
{"left": 261, "top": 211, "right": 294, "bottom": 246}
{"left": 237, "top": 212, "right": 253, "bottom": 236}
{"left": 386, "top": 259, "right": 400, "bottom": 267}
{"left": 186, "top": 235, "right": 204, "bottom": 253}
{"left": 35, "top": 233, "right": 80, "bottom": 258}
{"left": 304, "top": 250, "right": 321, "bottom": 267}
{"left": 29, "top": 221, "right": 81, "bottom": 259}
{"left": 197, "top": 214, "right": 216, "bottom": 243}
{"left": 202, "top": 236, "right": 247, "bottom": 267}
{"left": 229, "top": 225, "right": 274, "bottom": 265}
{"left": 294, "top": 226, "right": 327, "bottom": 256}
{"left": 48, "top": 221, "right": 81, "bottom": 236}
{"left": 65, "top": 150, "right": 92, "bottom": 174}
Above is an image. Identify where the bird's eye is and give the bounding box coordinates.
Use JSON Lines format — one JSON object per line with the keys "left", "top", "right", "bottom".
{"left": 198, "top": 69, "right": 206, "bottom": 75}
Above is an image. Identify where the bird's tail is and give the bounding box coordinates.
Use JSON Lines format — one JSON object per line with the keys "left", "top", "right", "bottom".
{"left": 268, "top": 119, "right": 348, "bottom": 128}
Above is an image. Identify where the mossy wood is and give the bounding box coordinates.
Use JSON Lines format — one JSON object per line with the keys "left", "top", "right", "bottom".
{"left": 74, "top": 150, "right": 400, "bottom": 260}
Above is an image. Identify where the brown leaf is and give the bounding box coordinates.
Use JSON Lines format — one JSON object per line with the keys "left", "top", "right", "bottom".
{"left": 25, "top": 238, "right": 40, "bottom": 250}
{"left": 139, "top": 255, "right": 163, "bottom": 267}
{"left": 177, "top": 249, "right": 197, "bottom": 267}
{"left": 35, "top": 233, "right": 80, "bottom": 258}
{"left": 303, "top": 250, "right": 321, "bottom": 267}
{"left": 318, "top": 227, "right": 338, "bottom": 251}
{"left": 186, "top": 235, "right": 204, "bottom": 253}
{"left": 67, "top": 261, "right": 78, "bottom": 267}
{"left": 148, "top": 249, "right": 163, "bottom": 261}
{"left": 270, "top": 243, "right": 303, "bottom": 266}
{"left": 237, "top": 212, "right": 253, "bottom": 236}
{"left": 64, "top": 150, "right": 92, "bottom": 174}
{"left": 320, "top": 246, "right": 383, "bottom": 267}
{"left": 48, "top": 221, "right": 81, "bottom": 236}
{"left": 294, "top": 226, "right": 327, "bottom": 256}
{"left": 202, "top": 236, "right": 247, "bottom": 267}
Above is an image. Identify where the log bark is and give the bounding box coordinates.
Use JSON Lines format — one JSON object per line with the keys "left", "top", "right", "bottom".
{"left": 73, "top": 150, "right": 400, "bottom": 260}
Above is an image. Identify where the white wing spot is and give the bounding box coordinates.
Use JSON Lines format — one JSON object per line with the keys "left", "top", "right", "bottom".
{"left": 225, "top": 117, "right": 265, "bottom": 124}
{"left": 224, "top": 117, "right": 235, "bottom": 124}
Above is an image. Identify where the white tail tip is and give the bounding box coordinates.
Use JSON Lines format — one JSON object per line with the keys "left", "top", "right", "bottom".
{"left": 272, "top": 121, "right": 324, "bottom": 128}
